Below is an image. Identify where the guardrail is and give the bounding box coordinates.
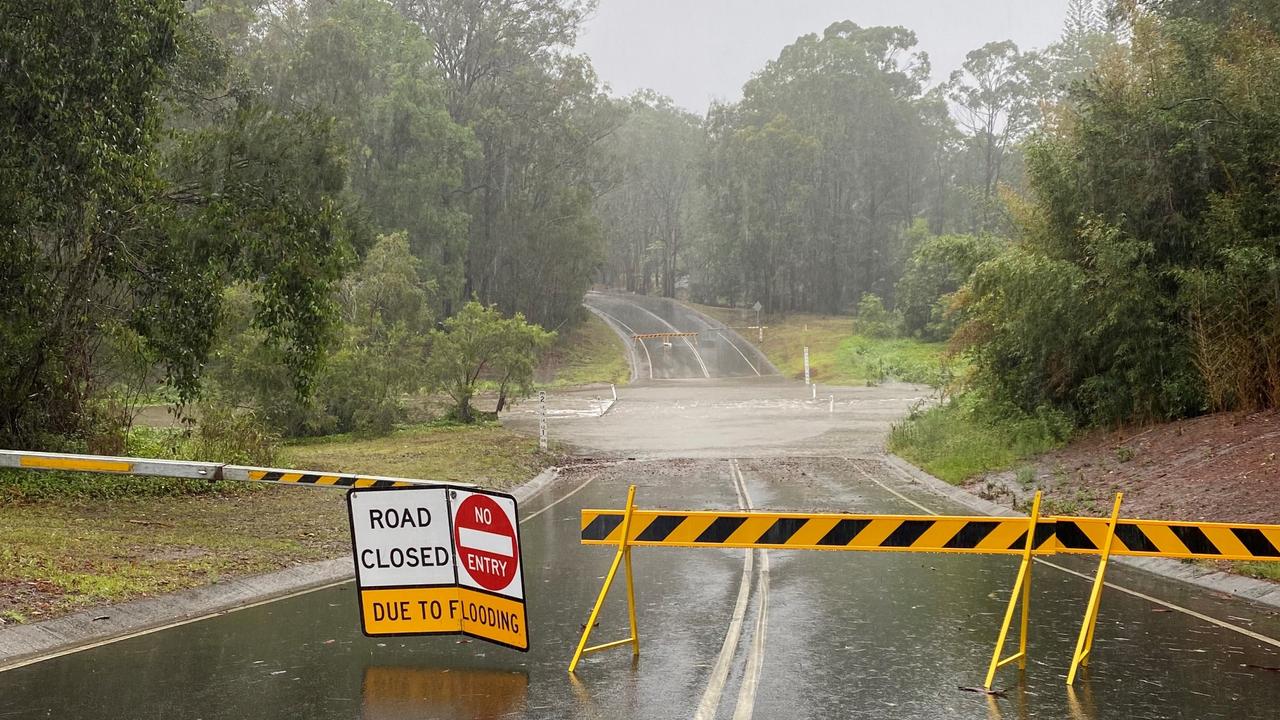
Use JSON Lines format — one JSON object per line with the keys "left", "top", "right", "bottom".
{"left": 573, "top": 486, "right": 1280, "bottom": 689}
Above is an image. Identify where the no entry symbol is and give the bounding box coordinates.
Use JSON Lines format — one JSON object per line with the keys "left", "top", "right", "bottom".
{"left": 453, "top": 493, "right": 519, "bottom": 592}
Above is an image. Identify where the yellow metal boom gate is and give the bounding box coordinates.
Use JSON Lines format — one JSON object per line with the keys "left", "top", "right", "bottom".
{"left": 0, "top": 449, "right": 452, "bottom": 490}
{"left": 573, "top": 486, "right": 1280, "bottom": 688}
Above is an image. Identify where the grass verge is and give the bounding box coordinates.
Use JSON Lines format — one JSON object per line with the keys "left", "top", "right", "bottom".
{"left": 688, "top": 304, "right": 953, "bottom": 386}
{"left": 886, "top": 397, "right": 1072, "bottom": 484}
{"left": 536, "top": 312, "right": 630, "bottom": 387}
{"left": 281, "top": 421, "right": 555, "bottom": 488}
{"left": 0, "top": 423, "right": 555, "bottom": 625}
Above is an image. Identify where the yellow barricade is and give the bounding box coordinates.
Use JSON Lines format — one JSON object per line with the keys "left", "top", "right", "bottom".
{"left": 573, "top": 487, "right": 1280, "bottom": 691}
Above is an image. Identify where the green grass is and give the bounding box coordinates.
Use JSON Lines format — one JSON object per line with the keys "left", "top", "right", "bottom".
{"left": 1234, "top": 562, "right": 1280, "bottom": 581}
{"left": 1, "top": 421, "right": 557, "bottom": 623}
{"left": 689, "top": 304, "right": 953, "bottom": 386}
{"left": 0, "top": 488, "right": 351, "bottom": 620}
{"left": 281, "top": 421, "right": 555, "bottom": 488}
{"left": 536, "top": 312, "right": 630, "bottom": 387}
{"left": 886, "top": 397, "right": 1073, "bottom": 484}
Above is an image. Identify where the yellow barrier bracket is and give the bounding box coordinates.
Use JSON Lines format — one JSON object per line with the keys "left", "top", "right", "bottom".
{"left": 984, "top": 491, "right": 1043, "bottom": 691}
{"left": 569, "top": 484, "right": 641, "bottom": 673}
{"left": 1067, "top": 492, "right": 1123, "bottom": 685}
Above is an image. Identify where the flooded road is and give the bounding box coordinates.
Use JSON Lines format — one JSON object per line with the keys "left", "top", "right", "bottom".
{"left": 2, "top": 295, "right": 1278, "bottom": 719}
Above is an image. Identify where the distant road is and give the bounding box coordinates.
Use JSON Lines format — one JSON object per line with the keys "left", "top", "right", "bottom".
{"left": 583, "top": 291, "right": 777, "bottom": 380}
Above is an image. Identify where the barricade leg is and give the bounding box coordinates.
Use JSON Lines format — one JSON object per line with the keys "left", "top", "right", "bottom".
{"left": 983, "top": 491, "right": 1043, "bottom": 690}
{"left": 1066, "top": 493, "right": 1123, "bottom": 685}
{"left": 569, "top": 485, "right": 640, "bottom": 673}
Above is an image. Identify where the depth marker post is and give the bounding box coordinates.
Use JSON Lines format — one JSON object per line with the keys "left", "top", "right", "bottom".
{"left": 984, "top": 491, "right": 1043, "bottom": 690}
{"left": 1067, "top": 493, "right": 1123, "bottom": 685}
{"left": 538, "top": 390, "right": 548, "bottom": 450}
{"left": 569, "top": 485, "right": 640, "bottom": 673}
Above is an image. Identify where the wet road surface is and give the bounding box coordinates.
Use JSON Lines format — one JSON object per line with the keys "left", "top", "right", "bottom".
{"left": 2, "top": 295, "right": 1279, "bottom": 719}
{"left": 584, "top": 292, "right": 774, "bottom": 380}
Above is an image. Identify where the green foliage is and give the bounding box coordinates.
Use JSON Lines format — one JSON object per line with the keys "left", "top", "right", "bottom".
{"left": 833, "top": 336, "right": 955, "bottom": 387}
{"left": 961, "top": 11, "right": 1280, "bottom": 425}
{"left": 406, "top": 0, "right": 619, "bottom": 328}
{"left": 424, "top": 302, "right": 555, "bottom": 422}
{"left": 208, "top": 234, "right": 431, "bottom": 436}
{"left": 697, "top": 22, "right": 945, "bottom": 313}
{"left": 897, "top": 229, "right": 1004, "bottom": 340}
{"left": 252, "top": 0, "right": 474, "bottom": 305}
{"left": 887, "top": 397, "right": 1073, "bottom": 484}
{"left": 853, "top": 293, "right": 900, "bottom": 339}
{"left": 600, "top": 93, "right": 704, "bottom": 297}
{"left": 0, "top": 412, "right": 278, "bottom": 504}
{"left": 0, "top": 1, "right": 360, "bottom": 449}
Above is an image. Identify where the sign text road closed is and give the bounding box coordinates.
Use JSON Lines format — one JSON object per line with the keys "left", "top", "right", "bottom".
{"left": 450, "top": 489, "right": 528, "bottom": 650}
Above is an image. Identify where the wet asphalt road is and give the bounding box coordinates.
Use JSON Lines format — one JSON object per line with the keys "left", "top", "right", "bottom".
{"left": 2, "top": 295, "right": 1279, "bottom": 719}
{"left": 583, "top": 292, "right": 774, "bottom": 380}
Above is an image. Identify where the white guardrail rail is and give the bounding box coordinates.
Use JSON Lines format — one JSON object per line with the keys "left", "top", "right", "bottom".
{"left": 0, "top": 449, "right": 469, "bottom": 490}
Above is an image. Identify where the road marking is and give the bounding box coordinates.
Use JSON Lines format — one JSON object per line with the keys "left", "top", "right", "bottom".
{"left": 519, "top": 473, "right": 597, "bottom": 523}
{"left": 693, "top": 460, "right": 754, "bottom": 720}
{"left": 585, "top": 304, "right": 653, "bottom": 380}
{"left": 859, "top": 458, "right": 1280, "bottom": 650}
{"left": 0, "top": 578, "right": 351, "bottom": 673}
{"left": 845, "top": 457, "right": 938, "bottom": 516}
{"left": 1035, "top": 558, "right": 1280, "bottom": 649}
{"left": 627, "top": 303, "right": 711, "bottom": 379}
{"left": 717, "top": 331, "right": 761, "bottom": 377}
{"left": 731, "top": 462, "right": 768, "bottom": 720}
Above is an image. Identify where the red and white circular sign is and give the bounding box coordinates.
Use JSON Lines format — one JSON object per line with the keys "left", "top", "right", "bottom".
{"left": 453, "top": 494, "right": 519, "bottom": 592}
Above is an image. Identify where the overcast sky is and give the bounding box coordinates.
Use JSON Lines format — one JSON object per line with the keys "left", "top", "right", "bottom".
{"left": 575, "top": 0, "right": 1073, "bottom": 113}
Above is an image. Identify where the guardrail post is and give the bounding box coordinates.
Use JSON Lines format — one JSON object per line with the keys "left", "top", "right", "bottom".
{"left": 569, "top": 484, "right": 640, "bottom": 673}
{"left": 984, "top": 491, "right": 1043, "bottom": 690}
{"left": 1067, "top": 492, "right": 1123, "bottom": 685}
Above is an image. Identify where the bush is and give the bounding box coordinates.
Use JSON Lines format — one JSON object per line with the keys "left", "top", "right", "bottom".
{"left": 896, "top": 231, "right": 1003, "bottom": 341}
{"left": 853, "top": 293, "right": 900, "bottom": 339}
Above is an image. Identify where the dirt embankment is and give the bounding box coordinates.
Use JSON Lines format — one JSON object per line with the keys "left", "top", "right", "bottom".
{"left": 968, "top": 410, "right": 1279, "bottom": 524}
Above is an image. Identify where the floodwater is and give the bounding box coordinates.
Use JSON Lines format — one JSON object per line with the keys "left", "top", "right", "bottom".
{"left": 2, "top": 458, "right": 1278, "bottom": 719}
{"left": 3, "top": 294, "right": 1278, "bottom": 719}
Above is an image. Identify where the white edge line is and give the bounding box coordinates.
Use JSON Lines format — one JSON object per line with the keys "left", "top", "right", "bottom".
{"left": 586, "top": 304, "right": 652, "bottom": 381}
{"left": 519, "top": 473, "right": 596, "bottom": 523}
{"left": 718, "top": 331, "right": 761, "bottom": 377}
{"left": 0, "top": 578, "right": 352, "bottom": 673}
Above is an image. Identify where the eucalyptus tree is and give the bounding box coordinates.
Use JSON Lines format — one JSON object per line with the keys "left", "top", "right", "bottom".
{"left": 947, "top": 41, "right": 1042, "bottom": 231}
{"left": 395, "top": 0, "right": 620, "bottom": 328}
{"left": 698, "top": 22, "right": 947, "bottom": 313}
{"left": 597, "top": 93, "right": 704, "bottom": 297}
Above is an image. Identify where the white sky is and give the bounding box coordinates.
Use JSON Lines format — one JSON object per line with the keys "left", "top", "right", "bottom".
{"left": 575, "top": 0, "right": 1073, "bottom": 113}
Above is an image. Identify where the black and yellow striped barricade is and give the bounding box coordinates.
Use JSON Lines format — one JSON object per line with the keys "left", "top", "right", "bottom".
{"left": 574, "top": 487, "right": 1280, "bottom": 691}
{"left": 572, "top": 487, "right": 1050, "bottom": 687}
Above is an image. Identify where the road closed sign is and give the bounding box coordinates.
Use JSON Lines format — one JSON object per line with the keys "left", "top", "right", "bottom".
{"left": 451, "top": 489, "right": 527, "bottom": 650}
{"left": 346, "top": 486, "right": 527, "bottom": 651}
